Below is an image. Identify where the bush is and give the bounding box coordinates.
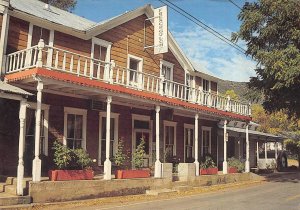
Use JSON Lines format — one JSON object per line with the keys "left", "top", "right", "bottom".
{"left": 52, "top": 141, "right": 92, "bottom": 170}
{"left": 132, "top": 137, "right": 146, "bottom": 169}
{"left": 200, "top": 155, "right": 216, "bottom": 169}
{"left": 113, "top": 138, "right": 128, "bottom": 169}
{"left": 228, "top": 157, "right": 245, "bottom": 172}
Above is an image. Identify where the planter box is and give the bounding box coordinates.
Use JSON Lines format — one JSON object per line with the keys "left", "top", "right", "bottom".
{"left": 115, "top": 169, "right": 150, "bottom": 179}
{"left": 228, "top": 167, "right": 238, "bottom": 173}
{"left": 48, "top": 170, "right": 94, "bottom": 181}
{"left": 200, "top": 167, "right": 218, "bottom": 175}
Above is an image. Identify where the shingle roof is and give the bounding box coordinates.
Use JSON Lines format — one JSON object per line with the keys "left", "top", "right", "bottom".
{"left": 0, "top": 81, "right": 32, "bottom": 96}
{"left": 10, "top": 0, "right": 96, "bottom": 31}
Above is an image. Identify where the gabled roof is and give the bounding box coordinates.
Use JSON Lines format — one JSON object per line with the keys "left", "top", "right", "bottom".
{"left": 9, "top": 0, "right": 203, "bottom": 75}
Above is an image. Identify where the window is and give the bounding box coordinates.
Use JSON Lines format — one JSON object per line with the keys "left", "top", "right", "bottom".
{"left": 164, "top": 121, "right": 177, "bottom": 159}
{"left": 203, "top": 79, "right": 210, "bottom": 92}
{"left": 160, "top": 60, "right": 174, "bottom": 81}
{"left": 127, "top": 54, "right": 143, "bottom": 85}
{"left": 185, "top": 73, "right": 194, "bottom": 100}
{"left": 202, "top": 127, "right": 211, "bottom": 156}
{"left": 99, "top": 112, "right": 119, "bottom": 165}
{"left": 184, "top": 124, "right": 195, "bottom": 162}
{"left": 64, "top": 107, "right": 87, "bottom": 150}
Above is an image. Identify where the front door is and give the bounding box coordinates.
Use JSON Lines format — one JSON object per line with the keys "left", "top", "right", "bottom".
{"left": 133, "top": 130, "right": 152, "bottom": 168}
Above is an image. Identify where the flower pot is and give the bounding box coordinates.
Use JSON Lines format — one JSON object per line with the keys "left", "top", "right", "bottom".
{"left": 228, "top": 167, "right": 238, "bottom": 173}
{"left": 48, "top": 169, "right": 94, "bottom": 181}
{"left": 200, "top": 167, "right": 218, "bottom": 175}
{"left": 115, "top": 169, "right": 150, "bottom": 179}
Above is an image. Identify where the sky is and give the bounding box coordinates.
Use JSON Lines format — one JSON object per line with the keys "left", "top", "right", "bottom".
{"left": 73, "top": 0, "right": 257, "bottom": 82}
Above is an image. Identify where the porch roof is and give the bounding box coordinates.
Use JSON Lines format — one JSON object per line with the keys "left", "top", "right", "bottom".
{"left": 218, "top": 125, "right": 283, "bottom": 142}
{"left": 0, "top": 81, "right": 32, "bottom": 96}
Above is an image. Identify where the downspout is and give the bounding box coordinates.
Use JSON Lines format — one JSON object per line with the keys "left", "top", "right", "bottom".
{"left": 0, "top": 0, "right": 10, "bottom": 80}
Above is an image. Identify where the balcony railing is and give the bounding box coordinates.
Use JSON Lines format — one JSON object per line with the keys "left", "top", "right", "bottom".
{"left": 5, "top": 41, "right": 251, "bottom": 116}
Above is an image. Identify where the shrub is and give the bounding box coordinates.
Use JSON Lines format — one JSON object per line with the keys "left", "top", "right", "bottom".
{"left": 200, "top": 155, "right": 216, "bottom": 169}
{"left": 52, "top": 140, "right": 92, "bottom": 170}
{"left": 113, "top": 138, "right": 128, "bottom": 169}
{"left": 132, "top": 137, "right": 146, "bottom": 169}
{"left": 228, "top": 157, "right": 245, "bottom": 172}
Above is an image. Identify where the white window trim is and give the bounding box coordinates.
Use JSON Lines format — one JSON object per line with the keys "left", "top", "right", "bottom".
{"left": 202, "top": 78, "right": 211, "bottom": 92}
{"left": 184, "top": 123, "right": 195, "bottom": 162}
{"left": 132, "top": 114, "right": 153, "bottom": 167}
{"left": 201, "top": 126, "right": 212, "bottom": 156}
{"left": 163, "top": 120, "right": 177, "bottom": 158}
{"left": 91, "top": 37, "right": 112, "bottom": 62}
{"left": 127, "top": 54, "right": 144, "bottom": 72}
{"left": 26, "top": 102, "right": 50, "bottom": 156}
{"left": 63, "top": 107, "right": 87, "bottom": 150}
{"left": 160, "top": 60, "right": 174, "bottom": 81}
{"left": 98, "top": 112, "right": 119, "bottom": 166}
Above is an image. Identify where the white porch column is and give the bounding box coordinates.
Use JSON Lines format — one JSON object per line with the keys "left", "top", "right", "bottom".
{"left": 0, "top": 0, "right": 10, "bottom": 76}
{"left": 154, "top": 105, "right": 162, "bottom": 178}
{"left": 256, "top": 140, "right": 259, "bottom": 167}
{"left": 245, "top": 123, "right": 250, "bottom": 172}
{"left": 264, "top": 140, "right": 268, "bottom": 162}
{"left": 104, "top": 96, "right": 112, "bottom": 180}
{"left": 223, "top": 120, "right": 228, "bottom": 174}
{"left": 17, "top": 100, "right": 27, "bottom": 195}
{"left": 32, "top": 81, "right": 43, "bottom": 182}
{"left": 194, "top": 114, "right": 199, "bottom": 176}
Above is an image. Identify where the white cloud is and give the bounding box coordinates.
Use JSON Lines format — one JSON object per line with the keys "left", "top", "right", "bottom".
{"left": 172, "top": 26, "right": 257, "bottom": 82}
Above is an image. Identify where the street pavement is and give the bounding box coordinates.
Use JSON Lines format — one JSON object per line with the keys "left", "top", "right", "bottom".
{"left": 75, "top": 172, "right": 300, "bottom": 210}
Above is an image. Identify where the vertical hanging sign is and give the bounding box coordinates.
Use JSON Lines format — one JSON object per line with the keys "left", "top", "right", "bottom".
{"left": 154, "top": 6, "right": 168, "bottom": 54}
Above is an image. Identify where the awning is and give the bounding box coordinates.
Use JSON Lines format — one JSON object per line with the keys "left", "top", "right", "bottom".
{"left": 0, "top": 81, "right": 32, "bottom": 96}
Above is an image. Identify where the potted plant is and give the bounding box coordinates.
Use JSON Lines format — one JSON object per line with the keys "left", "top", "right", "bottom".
{"left": 228, "top": 157, "right": 245, "bottom": 173}
{"left": 113, "top": 138, "right": 129, "bottom": 179}
{"left": 115, "top": 137, "right": 150, "bottom": 179}
{"left": 49, "top": 141, "right": 94, "bottom": 181}
{"left": 200, "top": 155, "right": 218, "bottom": 175}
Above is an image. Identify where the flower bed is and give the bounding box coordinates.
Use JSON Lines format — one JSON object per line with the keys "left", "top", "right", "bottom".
{"left": 115, "top": 169, "right": 150, "bottom": 179}
{"left": 228, "top": 167, "right": 238, "bottom": 174}
{"left": 200, "top": 167, "right": 218, "bottom": 175}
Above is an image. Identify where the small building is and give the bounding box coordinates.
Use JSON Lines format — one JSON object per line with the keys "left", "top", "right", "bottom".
{"left": 0, "top": 0, "right": 282, "bottom": 196}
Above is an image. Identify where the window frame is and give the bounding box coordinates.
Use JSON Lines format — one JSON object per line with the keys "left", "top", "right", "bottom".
{"left": 160, "top": 60, "right": 174, "bottom": 81}
{"left": 91, "top": 37, "right": 112, "bottom": 63}
{"left": 127, "top": 54, "right": 144, "bottom": 85}
{"left": 26, "top": 102, "right": 50, "bottom": 156}
{"left": 202, "top": 78, "right": 211, "bottom": 92}
{"left": 201, "top": 126, "right": 212, "bottom": 156}
{"left": 184, "top": 123, "right": 195, "bottom": 162}
{"left": 163, "top": 120, "right": 177, "bottom": 159}
{"left": 63, "top": 107, "right": 87, "bottom": 150}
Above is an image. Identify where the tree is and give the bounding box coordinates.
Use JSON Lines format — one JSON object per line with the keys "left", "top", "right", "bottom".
{"left": 232, "top": 0, "right": 300, "bottom": 117}
{"left": 132, "top": 137, "right": 146, "bottom": 169}
{"left": 113, "top": 138, "right": 128, "bottom": 169}
{"left": 224, "top": 89, "right": 239, "bottom": 101}
{"left": 39, "top": 0, "right": 77, "bottom": 11}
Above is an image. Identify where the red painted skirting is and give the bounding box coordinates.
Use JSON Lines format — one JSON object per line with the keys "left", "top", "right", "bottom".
{"left": 5, "top": 68, "right": 251, "bottom": 121}
{"left": 115, "top": 169, "right": 151, "bottom": 179}
{"left": 48, "top": 169, "right": 94, "bottom": 181}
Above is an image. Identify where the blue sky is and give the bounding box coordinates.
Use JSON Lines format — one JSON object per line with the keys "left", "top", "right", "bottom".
{"left": 74, "top": 0, "right": 257, "bottom": 82}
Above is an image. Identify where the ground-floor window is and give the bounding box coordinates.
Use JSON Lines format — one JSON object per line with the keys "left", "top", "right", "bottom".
{"left": 64, "top": 107, "right": 87, "bottom": 150}
{"left": 202, "top": 126, "right": 211, "bottom": 156}
{"left": 164, "top": 121, "right": 177, "bottom": 159}
{"left": 99, "top": 112, "right": 119, "bottom": 165}
{"left": 184, "top": 124, "right": 195, "bottom": 162}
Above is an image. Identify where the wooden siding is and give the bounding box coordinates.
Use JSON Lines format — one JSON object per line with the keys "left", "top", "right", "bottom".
{"left": 6, "top": 17, "right": 29, "bottom": 54}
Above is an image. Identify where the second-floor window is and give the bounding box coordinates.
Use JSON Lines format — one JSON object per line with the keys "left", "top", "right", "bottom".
{"left": 203, "top": 79, "right": 210, "bottom": 92}
{"left": 127, "top": 54, "right": 143, "bottom": 85}
{"left": 160, "top": 60, "right": 174, "bottom": 81}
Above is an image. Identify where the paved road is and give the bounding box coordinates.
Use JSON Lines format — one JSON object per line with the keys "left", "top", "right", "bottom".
{"left": 78, "top": 172, "right": 300, "bottom": 210}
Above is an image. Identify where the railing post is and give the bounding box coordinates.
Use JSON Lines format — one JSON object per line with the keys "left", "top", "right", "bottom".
{"left": 226, "top": 95, "right": 231, "bottom": 111}
{"left": 36, "top": 39, "right": 45, "bottom": 68}
{"left": 248, "top": 102, "right": 252, "bottom": 116}
{"left": 159, "top": 75, "right": 165, "bottom": 96}
{"left": 109, "top": 60, "right": 115, "bottom": 84}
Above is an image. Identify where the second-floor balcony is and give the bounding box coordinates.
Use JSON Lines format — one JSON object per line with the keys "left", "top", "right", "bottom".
{"left": 4, "top": 41, "right": 251, "bottom": 117}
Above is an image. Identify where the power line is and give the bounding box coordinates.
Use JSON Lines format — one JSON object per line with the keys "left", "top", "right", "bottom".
{"left": 159, "top": 0, "right": 246, "bottom": 54}
{"left": 228, "top": 0, "right": 242, "bottom": 10}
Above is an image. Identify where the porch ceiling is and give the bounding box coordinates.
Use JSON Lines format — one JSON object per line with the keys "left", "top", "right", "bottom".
{"left": 5, "top": 68, "right": 252, "bottom": 121}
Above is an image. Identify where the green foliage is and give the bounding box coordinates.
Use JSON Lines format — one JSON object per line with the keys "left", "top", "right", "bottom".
{"left": 225, "top": 89, "right": 239, "bottom": 101}
{"left": 39, "top": 0, "right": 77, "bottom": 11}
{"left": 233, "top": 0, "right": 300, "bottom": 117}
{"left": 228, "top": 157, "right": 245, "bottom": 173}
{"left": 73, "top": 148, "right": 92, "bottom": 170}
{"left": 113, "top": 138, "right": 128, "bottom": 169}
{"left": 132, "top": 137, "right": 146, "bottom": 169}
{"left": 53, "top": 141, "right": 72, "bottom": 169}
{"left": 200, "top": 155, "right": 216, "bottom": 169}
{"left": 52, "top": 141, "right": 92, "bottom": 170}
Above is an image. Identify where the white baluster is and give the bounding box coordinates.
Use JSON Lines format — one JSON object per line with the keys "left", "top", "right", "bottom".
{"left": 121, "top": 69, "right": 125, "bottom": 84}
{"left": 146, "top": 76, "right": 150, "bottom": 91}
{"left": 9, "top": 56, "right": 12, "bottom": 72}
{"left": 116, "top": 68, "right": 119, "bottom": 83}
{"left": 156, "top": 78, "right": 159, "bottom": 93}
{"left": 84, "top": 59, "right": 88, "bottom": 76}
{"left": 70, "top": 55, "right": 74, "bottom": 72}
{"left": 97, "top": 62, "right": 101, "bottom": 79}
{"left": 77, "top": 57, "right": 81, "bottom": 76}
{"left": 151, "top": 78, "right": 154, "bottom": 92}
{"left": 33, "top": 47, "right": 38, "bottom": 65}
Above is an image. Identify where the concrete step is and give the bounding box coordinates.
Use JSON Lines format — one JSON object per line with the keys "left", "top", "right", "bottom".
{"left": 0, "top": 203, "right": 32, "bottom": 210}
{"left": 0, "top": 193, "right": 31, "bottom": 206}
{"left": 3, "top": 186, "right": 15, "bottom": 196}
{"left": 0, "top": 184, "right": 8, "bottom": 193}
{"left": 146, "top": 189, "right": 178, "bottom": 196}
{"left": 172, "top": 185, "right": 193, "bottom": 192}
{"left": 4, "top": 178, "right": 13, "bottom": 186}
